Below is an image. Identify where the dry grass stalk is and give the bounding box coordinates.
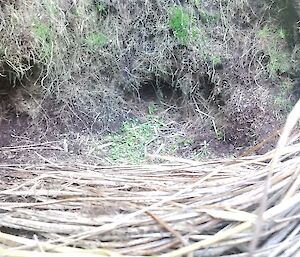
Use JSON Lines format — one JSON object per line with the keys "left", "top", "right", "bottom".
{"left": 0, "top": 101, "right": 299, "bottom": 256}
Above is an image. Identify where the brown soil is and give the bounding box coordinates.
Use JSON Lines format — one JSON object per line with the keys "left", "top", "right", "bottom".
{"left": 0, "top": 114, "right": 30, "bottom": 148}
{"left": 0, "top": 82, "right": 285, "bottom": 165}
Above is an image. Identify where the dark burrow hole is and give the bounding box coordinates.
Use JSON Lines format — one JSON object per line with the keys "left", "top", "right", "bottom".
{"left": 137, "top": 76, "right": 183, "bottom": 105}
{"left": 0, "top": 63, "right": 41, "bottom": 116}
{"left": 0, "top": 73, "right": 18, "bottom": 113}
{"left": 128, "top": 72, "right": 226, "bottom": 109}
{"left": 0, "top": 68, "right": 32, "bottom": 146}
{"left": 199, "top": 74, "right": 215, "bottom": 99}
{"left": 0, "top": 67, "right": 26, "bottom": 115}
{"left": 197, "top": 73, "right": 226, "bottom": 106}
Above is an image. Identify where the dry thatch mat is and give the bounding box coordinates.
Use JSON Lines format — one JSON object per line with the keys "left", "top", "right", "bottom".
{"left": 0, "top": 101, "right": 299, "bottom": 257}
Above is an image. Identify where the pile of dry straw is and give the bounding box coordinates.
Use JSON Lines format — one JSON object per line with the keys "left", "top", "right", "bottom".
{"left": 0, "top": 100, "right": 299, "bottom": 257}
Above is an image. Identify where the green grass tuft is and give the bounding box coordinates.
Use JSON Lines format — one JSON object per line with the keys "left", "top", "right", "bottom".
{"left": 211, "top": 55, "right": 222, "bottom": 66}
{"left": 107, "top": 117, "right": 163, "bottom": 164}
{"left": 33, "top": 21, "right": 51, "bottom": 42}
{"left": 86, "top": 32, "right": 108, "bottom": 49}
{"left": 258, "top": 25, "right": 292, "bottom": 76}
{"left": 274, "top": 79, "right": 294, "bottom": 112}
{"left": 32, "top": 21, "right": 53, "bottom": 60}
{"left": 169, "top": 6, "right": 193, "bottom": 43}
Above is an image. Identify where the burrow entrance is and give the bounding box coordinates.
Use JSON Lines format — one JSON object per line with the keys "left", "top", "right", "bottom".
{"left": 127, "top": 72, "right": 225, "bottom": 109}
{"left": 0, "top": 66, "right": 35, "bottom": 147}
{"left": 137, "top": 76, "right": 183, "bottom": 105}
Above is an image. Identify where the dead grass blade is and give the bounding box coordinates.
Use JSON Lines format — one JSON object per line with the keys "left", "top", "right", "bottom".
{"left": 0, "top": 101, "right": 299, "bottom": 256}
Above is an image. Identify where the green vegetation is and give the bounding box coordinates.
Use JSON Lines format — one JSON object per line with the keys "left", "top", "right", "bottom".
{"left": 195, "top": 140, "right": 210, "bottom": 159}
{"left": 95, "top": 3, "right": 106, "bottom": 12}
{"left": 169, "top": 6, "right": 194, "bottom": 43}
{"left": 181, "top": 138, "right": 193, "bottom": 147}
{"left": 147, "top": 103, "right": 158, "bottom": 116}
{"left": 45, "top": 2, "right": 59, "bottom": 16}
{"left": 258, "top": 25, "right": 292, "bottom": 76}
{"left": 199, "top": 10, "right": 220, "bottom": 24}
{"left": 0, "top": 0, "right": 298, "bottom": 162}
{"left": 33, "top": 21, "right": 51, "bottom": 42}
{"left": 86, "top": 32, "right": 108, "bottom": 49}
{"left": 168, "top": 135, "right": 194, "bottom": 154}
{"left": 215, "top": 129, "right": 225, "bottom": 141}
{"left": 268, "top": 0, "right": 299, "bottom": 45}
{"left": 107, "top": 117, "right": 163, "bottom": 164}
{"left": 274, "top": 79, "right": 294, "bottom": 112}
{"left": 32, "top": 21, "right": 52, "bottom": 59}
{"left": 194, "top": 0, "right": 201, "bottom": 7}
{"left": 211, "top": 55, "right": 222, "bottom": 66}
